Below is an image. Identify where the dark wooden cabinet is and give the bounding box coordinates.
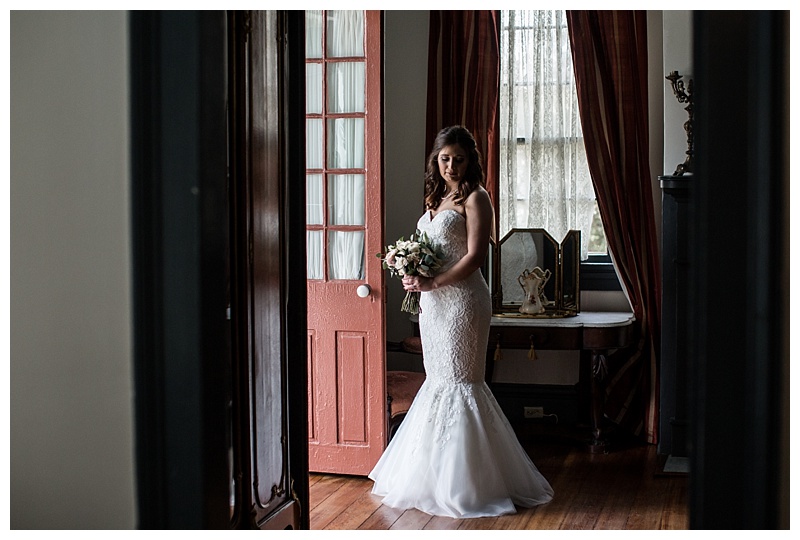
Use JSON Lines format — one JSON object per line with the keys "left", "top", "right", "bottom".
{"left": 659, "top": 175, "right": 690, "bottom": 459}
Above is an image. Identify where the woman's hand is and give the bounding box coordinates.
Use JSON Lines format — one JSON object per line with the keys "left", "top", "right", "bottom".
{"left": 402, "top": 275, "right": 435, "bottom": 293}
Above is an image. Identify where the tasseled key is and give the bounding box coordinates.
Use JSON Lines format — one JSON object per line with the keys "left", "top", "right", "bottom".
{"left": 528, "top": 335, "right": 538, "bottom": 362}
{"left": 494, "top": 340, "right": 502, "bottom": 362}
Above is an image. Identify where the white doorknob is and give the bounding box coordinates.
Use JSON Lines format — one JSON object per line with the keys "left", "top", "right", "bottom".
{"left": 356, "top": 284, "right": 371, "bottom": 298}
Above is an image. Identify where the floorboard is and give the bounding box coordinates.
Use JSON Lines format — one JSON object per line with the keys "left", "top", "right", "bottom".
{"left": 357, "top": 504, "right": 404, "bottom": 530}
{"left": 309, "top": 437, "right": 689, "bottom": 530}
{"left": 422, "top": 515, "right": 462, "bottom": 530}
{"left": 389, "top": 508, "right": 433, "bottom": 530}
{"left": 322, "top": 479, "right": 381, "bottom": 530}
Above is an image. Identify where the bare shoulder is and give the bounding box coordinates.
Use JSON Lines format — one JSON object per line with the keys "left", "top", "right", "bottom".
{"left": 463, "top": 187, "right": 494, "bottom": 242}
{"left": 464, "top": 186, "right": 493, "bottom": 215}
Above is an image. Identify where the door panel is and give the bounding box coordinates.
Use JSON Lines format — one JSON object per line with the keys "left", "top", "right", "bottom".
{"left": 307, "top": 330, "right": 318, "bottom": 444}
{"left": 338, "top": 332, "right": 368, "bottom": 443}
{"left": 305, "top": 10, "right": 384, "bottom": 475}
{"left": 229, "top": 10, "right": 309, "bottom": 529}
{"left": 307, "top": 283, "right": 384, "bottom": 473}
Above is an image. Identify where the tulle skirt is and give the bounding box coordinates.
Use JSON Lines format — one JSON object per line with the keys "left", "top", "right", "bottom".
{"left": 368, "top": 377, "right": 554, "bottom": 519}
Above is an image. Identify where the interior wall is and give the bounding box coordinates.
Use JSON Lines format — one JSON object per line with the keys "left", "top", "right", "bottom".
{"left": 648, "top": 10, "right": 665, "bottom": 250}
{"left": 10, "top": 11, "right": 137, "bottom": 528}
{"left": 383, "top": 11, "right": 430, "bottom": 372}
{"left": 662, "top": 10, "right": 694, "bottom": 176}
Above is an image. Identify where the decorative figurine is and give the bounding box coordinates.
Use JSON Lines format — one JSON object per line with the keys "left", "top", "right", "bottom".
{"left": 518, "top": 267, "right": 551, "bottom": 315}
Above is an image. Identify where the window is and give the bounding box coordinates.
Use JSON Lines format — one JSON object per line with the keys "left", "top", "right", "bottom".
{"left": 305, "top": 10, "right": 369, "bottom": 281}
{"left": 499, "top": 10, "right": 616, "bottom": 290}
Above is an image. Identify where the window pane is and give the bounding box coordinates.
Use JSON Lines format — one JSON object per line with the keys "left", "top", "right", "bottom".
{"left": 305, "top": 10, "right": 323, "bottom": 59}
{"left": 306, "top": 63, "right": 323, "bottom": 114}
{"left": 328, "top": 231, "right": 365, "bottom": 280}
{"left": 307, "top": 174, "right": 323, "bottom": 225}
{"left": 327, "top": 61, "right": 365, "bottom": 113}
{"left": 306, "top": 119, "right": 323, "bottom": 169}
{"left": 328, "top": 174, "right": 365, "bottom": 225}
{"left": 326, "top": 10, "right": 364, "bottom": 57}
{"left": 307, "top": 230, "right": 324, "bottom": 279}
{"left": 327, "top": 118, "right": 364, "bottom": 169}
{"left": 499, "top": 10, "right": 598, "bottom": 259}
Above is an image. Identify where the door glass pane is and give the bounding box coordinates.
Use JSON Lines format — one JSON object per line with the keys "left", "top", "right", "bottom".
{"left": 327, "top": 118, "right": 364, "bottom": 169}
{"left": 328, "top": 174, "right": 364, "bottom": 225}
{"left": 307, "top": 174, "right": 323, "bottom": 225}
{"left": 327, "top": 62, "right": 365, "bottom": 113}
{"left": 306, "top": 63, "right": 323, "bottom": 114}
{"left": 306, "top": 119, "right": 323, "bottom": 169}
{"left": 326, "top": 10, "right": 364, "bottom": 58}
{"left": 305, "top": 10, "right": 323, "bottom": 59}
{"left": 328, "top": 230, "right": 365, "bottom": 280}
{"left": 307, "top": 230, "right": 323, "bottom": 279}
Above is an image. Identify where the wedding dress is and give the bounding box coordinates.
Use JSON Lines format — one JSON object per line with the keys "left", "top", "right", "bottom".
{"left": 369, "top": 209, "right": 554, "bottom": 519}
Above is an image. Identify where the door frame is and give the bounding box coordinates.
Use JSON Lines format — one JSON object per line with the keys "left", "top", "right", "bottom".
{"left": 130, "top": 10, "right": 310, "bottom": 529}
{"left": 130, "top": 11, "right": 232, "bottom": 528}
{"left": 688, "top": 10, "right": 789, "bottom": 529}
{"left": 228, "top": 10, "right": 310, "bottom": 529}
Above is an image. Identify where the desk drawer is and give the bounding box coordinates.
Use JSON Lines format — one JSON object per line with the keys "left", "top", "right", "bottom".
{"left": 487, "top": 326, "right": 582, "bottom": 350}
{"left": 583, "top": 324, "right": 635, "bottom": 350}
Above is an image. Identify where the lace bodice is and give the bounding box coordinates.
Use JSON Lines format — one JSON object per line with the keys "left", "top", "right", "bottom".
{"left": 417, "top": 209, "right": 492, "bottom": 385}
{"left": 418, "top": 209, "right": 469, "bottom": 272}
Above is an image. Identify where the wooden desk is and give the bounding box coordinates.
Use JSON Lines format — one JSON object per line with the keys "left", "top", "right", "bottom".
{"left": 486, "top": 311, "right": 637, "bottom": 453}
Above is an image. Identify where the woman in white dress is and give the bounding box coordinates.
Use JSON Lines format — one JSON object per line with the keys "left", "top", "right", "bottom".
{"left": 369, "top": 126, "right": 554, "bottom": 518}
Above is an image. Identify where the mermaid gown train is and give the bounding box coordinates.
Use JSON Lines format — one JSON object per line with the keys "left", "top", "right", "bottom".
{"left": 369, "top": 209, "right": 554, "bottom": 518}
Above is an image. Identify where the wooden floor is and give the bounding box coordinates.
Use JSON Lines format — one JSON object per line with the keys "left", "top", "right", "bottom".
{"left": 309, "top": 434, "right": 688, "bottom": 530}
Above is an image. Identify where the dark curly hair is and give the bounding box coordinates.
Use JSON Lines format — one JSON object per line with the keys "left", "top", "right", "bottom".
{"left": 424, "top": 125, "right": 485, "bottom": 210}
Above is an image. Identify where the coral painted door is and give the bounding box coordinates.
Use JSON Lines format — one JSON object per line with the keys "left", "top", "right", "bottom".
{"left": 305, "top": 10, "right": 385, "bottom": 475}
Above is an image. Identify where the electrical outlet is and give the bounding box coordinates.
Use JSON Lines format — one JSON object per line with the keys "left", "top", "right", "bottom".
{"left": 524, "top": 406, "right": 544, "bottom": 419}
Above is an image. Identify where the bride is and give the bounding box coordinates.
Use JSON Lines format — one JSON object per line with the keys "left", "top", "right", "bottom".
{"left": 369, "top": 126, "right": 554, "bottom": 518}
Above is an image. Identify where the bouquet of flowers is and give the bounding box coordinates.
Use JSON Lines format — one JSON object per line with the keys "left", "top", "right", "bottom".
{"left": 377, "top": 230, "right": 444, "bottom": 314}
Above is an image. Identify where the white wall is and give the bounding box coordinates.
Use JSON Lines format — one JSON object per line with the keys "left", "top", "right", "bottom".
{"left": 662, "top": 10, "right": 694, "bottom": 176}
{"left": 648, "top": 10, "right": 665, "bottom": 250}
{"left": 383, "top": 11, "right": 430, "bottom": 371}
{"left": 10, "top": 11, "right": 137, "bottom": 529}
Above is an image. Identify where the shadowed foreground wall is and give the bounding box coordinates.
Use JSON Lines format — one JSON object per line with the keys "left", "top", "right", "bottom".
{"left": 10, "top": 11, "right": 136, "bottom": 528}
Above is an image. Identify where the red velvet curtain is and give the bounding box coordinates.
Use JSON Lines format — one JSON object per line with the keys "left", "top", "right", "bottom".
{"left": 426, "top": 11, "right": 500, "bottom": 202}
{"left": 566, "top": 11, "right": 662, "bottom": 444}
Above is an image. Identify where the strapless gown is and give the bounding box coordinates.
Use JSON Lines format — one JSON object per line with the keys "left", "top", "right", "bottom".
{"left": 368, "top": 209, "right": 554, "bottom": 518}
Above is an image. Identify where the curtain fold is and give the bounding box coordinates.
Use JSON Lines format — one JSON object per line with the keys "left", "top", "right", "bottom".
{"left": 426, "top": 10, "right": 500, "bottom": 202}
{"left": 566, "top": 10, "right": 662, "bottom": 444}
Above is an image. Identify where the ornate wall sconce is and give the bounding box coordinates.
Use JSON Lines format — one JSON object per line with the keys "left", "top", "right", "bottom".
{"left": 666, "top": 70, "right": 694, "bottom": 176}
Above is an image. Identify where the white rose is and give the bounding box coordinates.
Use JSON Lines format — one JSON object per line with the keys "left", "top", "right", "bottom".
{"left": 384, "top": 248, "right": 398, "bottom": 266}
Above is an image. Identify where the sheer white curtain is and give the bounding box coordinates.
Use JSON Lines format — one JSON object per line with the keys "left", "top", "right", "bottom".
{"left": 327, "top": 10, "right": 364, "bottom": 57}
{"left": 305, "top": 10, "right": 367, "bottom": 280}
{"left": 328, "top": 174, "right": 365, "bottom": 279}
{"left": 499, "top": 10, "right": 595, "bottom": 259}
{"left": 328, "top": 62, "right": 365, "bottom": 112}
{"left": 307, "top": 175, "right": 324, "bottom": 279}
